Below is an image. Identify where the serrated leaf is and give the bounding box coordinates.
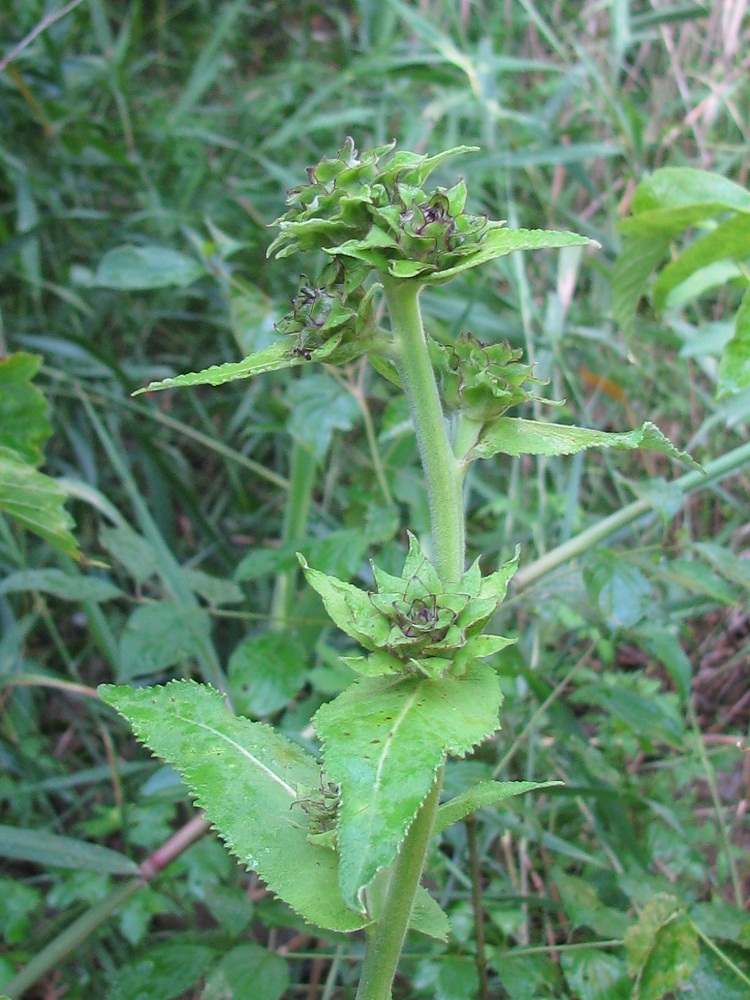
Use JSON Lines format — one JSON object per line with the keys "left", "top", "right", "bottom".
{"left": 98, "top": 681, "right": 369, "bottom": 932}
{"left": 133, "top": 340, "right": 297, "bottom": 394}
{"left": 82, "top": 245, "right": 205, "bottom": 290}
{"left": 0, "top": 353, "right": 50, "bottom": 465}
{"left": 470, "top": 417, "right": 700, "bottom": 469}
{"left": 718, "top": 286, "right": 750, "bottom": 398}
{"left": 625, "top": 894, "right": 700, "bottom": 1000}
{"left": 0, "top": 446, "right": 80, "bottom": 559}
{"left": 118, "top": 602, "right": 213, "bottom": 680}
{"left": 410, "top": 886, "right": 450, "bottom": 941}
{"left": 434, "top": 780, "right": 562, "bottom": 835}
{"left": 0, "top": 823, "right": 138, "bottom": 875}
{"left": 0, "top": 568, "right": 122, "bottom": 603}
{"left": 314, "top": 661, "right": 503, "bottom": 910}
{"left": 421, "top": 227, "right": 597, "bottom": 283}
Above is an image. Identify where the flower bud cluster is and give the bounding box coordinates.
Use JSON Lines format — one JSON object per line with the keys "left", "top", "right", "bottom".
{"left": 300, "top": 534, "right": 517, "bottom": 680}
{"left": 268, "top": 138, "right": 503, "bottom": 283}
{"left": 433, "top": 333, "right": 544, "bottom": 422}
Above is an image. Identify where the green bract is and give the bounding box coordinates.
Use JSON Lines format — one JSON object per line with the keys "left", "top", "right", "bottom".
{"left": 432, "top": 333, "right": 544, "bottom": 421}
{"left": 300, "top": 533, "right": 517, "bottom": 679}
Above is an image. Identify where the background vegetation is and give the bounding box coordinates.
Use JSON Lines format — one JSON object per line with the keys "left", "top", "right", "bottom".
{"left": 1, "top": 1, "right": 749, "bottom": 997}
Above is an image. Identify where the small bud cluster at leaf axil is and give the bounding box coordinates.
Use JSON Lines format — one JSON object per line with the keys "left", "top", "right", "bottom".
{"left": 299, "top": 533, "right": 518, "bottom": 680}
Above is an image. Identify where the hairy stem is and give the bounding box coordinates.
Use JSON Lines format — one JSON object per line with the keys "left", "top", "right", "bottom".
{"left": 383, "top": 277, "right": 465, "bottom": 583}
{"left": 354, "top": 279, "right": 465, "bottom": 1000}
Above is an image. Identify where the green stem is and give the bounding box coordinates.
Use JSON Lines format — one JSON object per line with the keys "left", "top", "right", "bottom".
{"left": 270, "top": 440, "right": 317, "bottom": 631}
{"left": 382, "top": 277, "right": 464, "bottom": 582}
{"left": 513, "top": 438, "right": 750, "bottom": 591}
{"left": 355, "top": 780, "right": 442, "bottom": 1000}
{"left": 354, "top": 280, "right": 465, "bottom": 1000}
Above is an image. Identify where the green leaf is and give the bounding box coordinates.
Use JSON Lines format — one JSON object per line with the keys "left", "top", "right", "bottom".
{"left": 552, "top": 869, "right": 630, "bottom": 938}
{"left": 611, "top": 235, "right": 671, "bottom": 337}
{"left": 625, "top": 894, "right": 700, "bottom": 1000}
{"left": 100, "top": 524, "right": 160, "bottom": 584}
{"left": 118, "top": 602, "right": 213, "bottom": 680}
{"left": 98, "top": 681, "right": 369, "bottom": 932}
{"left": 182, "top": 569, "right": 244, "bottom": 607}
{"left": 81, "top": 245, "right": 205, "bottom": 290}
{"left": 626, "top": 168, "right": 750, "bottom": 222}
{"left": 0, "top": 823, "right": 138, "bottom": 875}
{"left": 561, "top": 949, "right": 630, "bottom": 1000}
{"left": 582, "top": 550, "right": 651, "bottom": 630}
{"left": 652, "top": 214, "right": 750, "bottom": 312}
{"left": 415, "top": 955, "right": 479, "bottom": 1000}
{"left": 0, "top": 446, "right": 81, "bottom": 559}
{"left": 0, "top": 353, "right": 50, "bottom": 465}
{"left": 410, "top": 886, "right": 451, "bottom": 942}
{"left": 635, "top": 624, "right": 692, "bottom": 701}
{"left": 228, "top": 631, "right": 309, "bottom": 717}
{"left": 200, "top": 943, "right": 289, "bottom": 1000}
{"left": 675, "top": 940, "right": 750, "bottom": 1000}
{"left": 108, "top": 942, "right": 217, "bottom": 1000}
{"left": 718, "top": 286, "right": 750, "bottom": 398}
{"left": 0, "top": 569, "right": 122, "bottom": 603}
{"left": 434, "top": 780, "right": 563, "bottom": 835}
{"left": 286, "top": 374, "right": 362, "bottom": 459}
{"left": 470, "top": 417, "right": 700, "bottom": 469}
{"left": 420, "top": 227, "right": 597, "bottom": 284}
{"left": 314, "top": 661, "right": 503, "bottom": 910}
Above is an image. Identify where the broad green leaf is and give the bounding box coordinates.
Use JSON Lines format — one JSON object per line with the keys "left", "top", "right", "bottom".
{"left": 0, "top": 353, "right": 50, "bottom": 465}
{"left": 0, "top": 569, "right": 122, "bottom": 603}
{"left": 100, "top": 524, "right": 160, "bottom": 584}
{"left": 414, "top": 955, "right": 479, "bottom": 1000}
{"left": 0, "top": 823, "right": 138, "bottom": 875}
{"left": 182, "top": 569, "right": 244, "bottom": 606}
{"left": 635, "top": 624, "right": 692, "bottom": 701}
{"left": 108, "top": 942, "right": 217, "bottom": 1000}
{"left": 314, "top": 661, "right": 503, "bottom": 910}
{"left": 99, "top": 681, "right": 369, "bottom": 932}
{"left": 561, "top": 950, "right": 630, "bottom": 1000}
{"left": 652, "top": 214, "right": 750, "bottom": 312}
{"left": 118, "top": 602, "right": 213, "bottom": 680}
{"left": 411, "top": 886, "right": 450, "bottom": 942}
{"left": 228, "top": 631, "right": 309, "bottom": 717}
{"left": 489, "top": 952, "right": 562, "bottom": 1000}
{"left": 626, "top": 894, "right": 700, "bottom": 1000}
{"left": 200, "top": 943, "right": 288, "bottom": 1000}
{"left": 286, "top": 374, "right": 362, "bottom": 459}
{"left": 435, "top": 780, "right": 562, "bottom": 835}
{"left": 627, "top": 168, "right": 750, "bottom": 220}
{"left": 611, "top": 235, "right": 670, "bottom": 338}
{"left": 421, "top": 227, "right": 597, "bottom": 284}
{"left": 552, "top": 868, "right": 630, "bottom": 938}
{"left": 82, "top": 245, "right": 205, "bottom": 290}
{"left": 470, "top": 417, "right": 700, "bottom": 469}
{"left": 0, "top": 446, "right": 80, "bottom": 559}
{"left": 718, "top": 287, "right": 750, "bottom": 398}
{"left": 0, "top": 877, "right": 41, "bottom": 944}
{"left": 582, "top": 550, "right": 651, "bottom": 630}
{"left": 675, "top": 941, "right": 750, "bottom": 1000}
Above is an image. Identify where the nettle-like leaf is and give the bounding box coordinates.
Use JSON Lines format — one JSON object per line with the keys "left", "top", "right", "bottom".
{"left": 0, "top": 445, "right": 80, "bottom": 559}
{"left": 98, "top": 681, "right": 369, "bottom": 932}
{"left": 470, "top": 417, "right": 700, "bottom": 469}
{"left": 313, "top": 661, "right": 504, "bottom": 911}
{"left": 0, "top": 353, "right": 51, "bottom": 465}
{"left": 300, "top": 534, "right": 517, "bottom": 679}
{"left": 434, "top": 780, "right": 563, "bottom": 836}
